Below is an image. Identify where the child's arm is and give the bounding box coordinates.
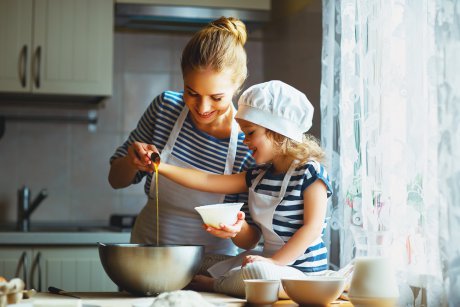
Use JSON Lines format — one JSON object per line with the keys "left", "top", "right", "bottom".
{"left": 158, "top": 163, "right": 248, "bottom": 194}
{"left": 243, "top": 179, "right": 328, "bottom": 266}
{"left": 271, "top": 180, "right": 328, "bottom": 264}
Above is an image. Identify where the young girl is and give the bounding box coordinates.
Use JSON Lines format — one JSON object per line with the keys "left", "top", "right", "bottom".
{"left": 156, "top": 80, "right": 332, "bottom": 297}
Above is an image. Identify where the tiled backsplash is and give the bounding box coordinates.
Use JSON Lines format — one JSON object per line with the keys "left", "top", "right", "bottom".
{"left": 0, "top": 31, "right": 265, "bottom": 224}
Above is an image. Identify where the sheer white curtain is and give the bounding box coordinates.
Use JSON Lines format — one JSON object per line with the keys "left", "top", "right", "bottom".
{"left": 321, "top": 0, "right": 460, "bottom": 305}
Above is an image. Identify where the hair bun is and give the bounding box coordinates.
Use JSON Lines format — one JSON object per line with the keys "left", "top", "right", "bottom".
{"left": 181, "top": 15, "right": 248, "bottom": 87}
{"left": 210, "top": 16, "right": 247, "bottom": 46}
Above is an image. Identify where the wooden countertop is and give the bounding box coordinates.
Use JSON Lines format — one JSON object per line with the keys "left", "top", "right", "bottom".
{"left": 21, "top": 291, "right": 353, "bottom": 307}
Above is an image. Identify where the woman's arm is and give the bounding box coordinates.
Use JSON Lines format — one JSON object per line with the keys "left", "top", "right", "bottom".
{"left": 108, "top": 94, "right": 164, "bottom": 189}
{"left": 108, "top": 156, "right": 138, "bottom": 189}
{"left": 158, "top": 163, "right": 248, "bottom": 195}
{"left": 109, "top": 142, "right": 158, "bottom": 189}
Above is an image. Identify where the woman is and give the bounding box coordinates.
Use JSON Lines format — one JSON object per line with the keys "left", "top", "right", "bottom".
{"left": 108, "top": 17, "right": 255, "bottom": 268}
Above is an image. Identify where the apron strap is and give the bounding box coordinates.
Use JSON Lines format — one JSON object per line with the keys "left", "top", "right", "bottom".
{"left": 278, "top": 161, "right": 298, "bottom": 198}
{"left": 252, "top": 166, "right": 269, "bottom": 188}
{"left": 251, "top": 160, "right": 298, "bottom": 201}
{"left": 160, "top": 106, "right": 189, "bottom": 158}
{"left": 224, "top": 115, "right": 239, "bottom": 175}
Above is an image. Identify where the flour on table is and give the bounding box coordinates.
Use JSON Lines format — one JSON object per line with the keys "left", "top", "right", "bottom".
{"left": 149, "top": 290, "right": 215, "bottom": 307}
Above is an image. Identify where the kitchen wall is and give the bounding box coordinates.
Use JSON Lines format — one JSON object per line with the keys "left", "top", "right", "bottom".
{"left": 0, "top": 30, "right": 265, "bottom": 224}
{"left": 0, "top": 0, "right": 322, "bottom": 225}
{"left": 264, "top": 0, "right": 323, "bottom": 138}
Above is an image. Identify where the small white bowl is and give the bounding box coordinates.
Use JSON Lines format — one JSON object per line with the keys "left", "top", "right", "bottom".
{"left": 244, "top": 279, "right": 280, "bottom": 305}
{"left": 281, "top": 276, "right": 346, "bottom": 305}
{"left": 194, "top": 203, "right": 244, "bottom": 228}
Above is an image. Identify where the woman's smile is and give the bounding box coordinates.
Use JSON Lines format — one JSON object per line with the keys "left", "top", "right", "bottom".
{"left": 197, "top": 110, "right": 217, "bottom": 119}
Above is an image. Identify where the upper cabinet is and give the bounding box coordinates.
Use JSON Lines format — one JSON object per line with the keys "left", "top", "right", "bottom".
{"left": 115, "top": 0, "right": 271, "bottom": 10}
{"left": 0, "top": 0, "right": 113, "bottom": 96}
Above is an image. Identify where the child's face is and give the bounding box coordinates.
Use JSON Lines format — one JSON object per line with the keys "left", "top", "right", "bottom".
{"left": 183, "top": 67, "right": 238, "bottom": 126}
{"left": 237, "top": 119, "right": 274, "bottom": 164}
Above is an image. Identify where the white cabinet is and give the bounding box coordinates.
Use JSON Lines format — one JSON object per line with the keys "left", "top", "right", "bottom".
{"left": 0, "top": 0, "right": 113, "bottom": 96}
{"left": 0, "top": 247, "right": 117, "bottom": 292}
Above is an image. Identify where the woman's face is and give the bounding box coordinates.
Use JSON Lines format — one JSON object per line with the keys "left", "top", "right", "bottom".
{"left": 237, "top": 119, "right": 274, "bottom": 164}
{"left": 183, "top": 67, "right": 238, "bottom": 126}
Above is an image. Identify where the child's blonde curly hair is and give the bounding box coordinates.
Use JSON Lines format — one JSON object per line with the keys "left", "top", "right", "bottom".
{"left": 265, "top": 130, "right": 326, "bottom": 165}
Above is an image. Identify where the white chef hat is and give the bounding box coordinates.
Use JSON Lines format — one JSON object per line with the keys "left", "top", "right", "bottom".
{"left": 235, "top": 80, "right": 314, "bottom": 142}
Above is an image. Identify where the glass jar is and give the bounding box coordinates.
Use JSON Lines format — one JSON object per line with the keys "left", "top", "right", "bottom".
{"left": 348, "top": 226, "right": 399, "bottom": 306}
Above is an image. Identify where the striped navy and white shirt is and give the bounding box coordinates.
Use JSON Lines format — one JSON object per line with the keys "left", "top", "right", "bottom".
{"left": 110, "top": 91, "right": 255, "bottom": 217}
{"left": 245, "top": 161, "right": 333, "bottom": 273}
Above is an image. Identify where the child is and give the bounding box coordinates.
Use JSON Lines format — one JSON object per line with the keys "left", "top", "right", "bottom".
{"left": 156, "top": 80, "right": 332, "bottom": 297}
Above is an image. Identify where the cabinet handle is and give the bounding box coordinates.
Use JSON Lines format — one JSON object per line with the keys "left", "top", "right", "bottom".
{"left": 15, "top": 251, "right": 28, "bottom": 287}
{"left": 19, "top": 45, "right": 28, "bottom": 88}
{"left": 30, "top": 252, "right": 42, "bottom": 292}
{"left": 33, "top": 46, "right": 41, "bottom": 89}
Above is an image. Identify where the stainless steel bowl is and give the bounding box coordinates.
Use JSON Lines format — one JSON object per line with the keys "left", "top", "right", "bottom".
{"left": 98, "top": 243, "right": 204, "bottom": 296}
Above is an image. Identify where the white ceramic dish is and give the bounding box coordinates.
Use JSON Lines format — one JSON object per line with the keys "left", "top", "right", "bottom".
{"left": 244, "top": 279, "right": 280, "bottom": 305}
{"left": 194, "top": 202, "right": 244, "bottom": 228}
{"left": 281, "top": 276, "right": 346, "bottom": 305}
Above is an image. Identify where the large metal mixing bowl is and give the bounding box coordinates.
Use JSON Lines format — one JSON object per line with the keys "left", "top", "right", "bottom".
{"left": 98, "top": 243, "right": 204, "bottom": 296}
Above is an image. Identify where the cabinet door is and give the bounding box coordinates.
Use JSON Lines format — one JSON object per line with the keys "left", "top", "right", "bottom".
{"left": 0, "top": 248, "right": 32, "bottom": 286}
{"left": 32, "top": 0, "right": 113, "bottom": 95}
{"left": 0, "top": 0, "right": 33, "bottom": 92}
{"left": 35, "top": 247, "right": 117, "bottom": 292}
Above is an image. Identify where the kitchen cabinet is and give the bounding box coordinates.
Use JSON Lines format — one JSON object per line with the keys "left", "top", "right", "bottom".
{"left": 115, "top": 0, "right": 271, "bottom": 10}
{"left": 0, "top": 0, "right": 113, "bottom": 96}
{"left": 0, "top": 246, "right": 117, "bottom": 292}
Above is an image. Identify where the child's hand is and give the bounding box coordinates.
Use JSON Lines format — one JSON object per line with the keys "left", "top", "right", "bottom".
{"left": 204, "top": 211, "right": 245, "bottom": 239}
{"left": 242, "top": 255, "right": 278, "bottom": 267}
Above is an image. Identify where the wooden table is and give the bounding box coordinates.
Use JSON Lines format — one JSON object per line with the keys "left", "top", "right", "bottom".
{"left": 21, "top": 291, "right": 353, "bottom": 306}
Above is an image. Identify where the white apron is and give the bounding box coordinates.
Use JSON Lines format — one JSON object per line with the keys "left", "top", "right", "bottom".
{"left": 208, "top": 161, "right": 298, "bottom": 277}
{"left": 131, "top": 106, "right": 240, "bottom": 255}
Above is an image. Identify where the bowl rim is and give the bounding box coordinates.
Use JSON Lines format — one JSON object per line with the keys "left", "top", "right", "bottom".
{"left": 243, "top": 279, "right": 280, "bottom": 284}
{"left": 194, "top": 202, "right": 244, "bottom": 210}
{"left": 281, "top": 276, "right": 346, "bottom": 282}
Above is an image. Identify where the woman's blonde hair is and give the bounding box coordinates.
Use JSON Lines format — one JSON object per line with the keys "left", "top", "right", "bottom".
{"left": 265, "top": 130, "right": 326, "bottom": 165}
{"left": 181, "top": 16, "right": 248, "bottom": 88}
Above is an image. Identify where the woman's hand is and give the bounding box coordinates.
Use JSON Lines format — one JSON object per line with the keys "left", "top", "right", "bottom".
{"left": 242, "top": 255, "right": 279, "bottom": 267}
{"left": 127, "top": 141, "right": 159, "bottom": 173}
{"left": 204, "top": 211, "right": 245, "bottom": 239}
